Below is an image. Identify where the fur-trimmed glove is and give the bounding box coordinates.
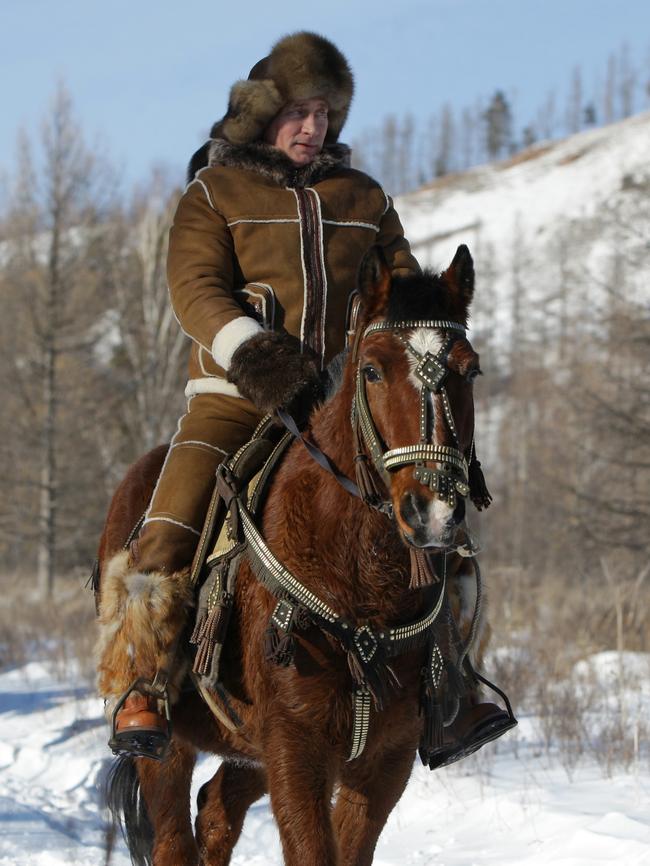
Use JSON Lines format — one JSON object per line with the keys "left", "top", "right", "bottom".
{"left": 226, "top": 331, "right": 324, "bottom": 422}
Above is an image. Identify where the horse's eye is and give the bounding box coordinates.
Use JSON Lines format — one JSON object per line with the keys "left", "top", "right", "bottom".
{"left": 465, "top": 368, "right": 482, "bottom": 384}
{"left": 362, "top": 365, "right": 382, "bottom": 383}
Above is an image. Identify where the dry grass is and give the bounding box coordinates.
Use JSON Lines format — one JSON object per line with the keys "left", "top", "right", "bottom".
{"left": 484, "top": 563, "right": 650, "bottom": 777}
{"left": 0, "top": 570, "right": 98, "bottom": 685}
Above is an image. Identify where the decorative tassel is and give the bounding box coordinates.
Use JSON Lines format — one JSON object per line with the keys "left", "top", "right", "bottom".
{"left": 418, "top": 638, "right": 449, "bottom": 767}
{"left": 418, "top": 693, "right": 444, "bottom": 766}
{"left": 354, "top": 453, "right": 383, "bottom": 506}
{"left": 468, "top": 454, "right": 492, "bottom": 511}
{"left": 264, "top": 599, "right": 302, "bottom": 667}
{"left": 192, "top": 593, "right": 234, "bottom": 679}
{"left": 264, "top": 623, "right": 296, "bottom": 667}
{"left": 409, "top": 548, "right": 439, "bottom": 589}
{"left": 346, "top": 648, "right": 397, "bottom": 712}
{"left": 190, "top": 609, "right": 208, "bottom": 646}
{"left": 192, "top": 605, "right": 221, "bottom": 676}
{"left": 347, "top": 648, "right": 367, "bottom": 689}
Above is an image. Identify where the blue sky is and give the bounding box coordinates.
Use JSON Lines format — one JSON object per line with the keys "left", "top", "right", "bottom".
{"left": 1, "top": 0, "right": 648, "bottom": 188}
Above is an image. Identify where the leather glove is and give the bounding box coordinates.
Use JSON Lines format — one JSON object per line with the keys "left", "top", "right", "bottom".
{"left": 226, "top": 331, "right": 324, "bottom": 424}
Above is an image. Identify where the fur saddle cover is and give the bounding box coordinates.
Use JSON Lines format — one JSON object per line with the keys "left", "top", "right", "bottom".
{"left": 189, "top": 417, "right": 293, "bottom": 686}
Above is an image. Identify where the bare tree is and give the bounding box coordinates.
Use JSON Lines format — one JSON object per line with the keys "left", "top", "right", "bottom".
{"left": 0, "top": 89, "right": 191, "bottom": 592}
{"left": 521, "top": 125, "right": 536, "bottom": 149}
{"left": 96, "top": 173, "right": 187, "bottom": 460}
{"left": 434, "top": 104, "right": 455, "bottom": 177}
{"left": 459, "top": 106, "right": 476, "bottom": 170}
{"left": 537, "top": 89, "right": 557, "bottom": 140}
{"left": 397, "top": 114, "right": 415, "bottom": 194}
{"left": 566, "top": 66, "right": 583, "bottom": 134}
{"left": 0, "top": 84, "right": 112, "bottom": 595}
{"left": 618, "top": 43, "right": 636, "bottom": 118}
{"left": 604, "top": 52, "right": 617, "bottom": 123}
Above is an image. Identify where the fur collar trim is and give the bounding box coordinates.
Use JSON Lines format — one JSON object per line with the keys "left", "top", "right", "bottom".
{"left": 207, "top": 139, "right": 351, "bottom": 188}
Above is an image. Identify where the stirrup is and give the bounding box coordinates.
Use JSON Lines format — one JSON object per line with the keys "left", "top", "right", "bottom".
{"left": 423, "top": 666, "right": 518, "bottom": 771}
{"left": 108, "top": 676, "right": 172, "bottom": 761}
{"left": 425, "top": 704, "right": 517, "bottom": 770}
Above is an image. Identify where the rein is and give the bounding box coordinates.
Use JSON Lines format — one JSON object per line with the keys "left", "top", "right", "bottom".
{"left": 275, "top": 409, "right": 392, "bottom": 511}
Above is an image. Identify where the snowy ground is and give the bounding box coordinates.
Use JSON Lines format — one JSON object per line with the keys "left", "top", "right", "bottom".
{"left": 1, "top": 657, "right": 649, "bottom": 865}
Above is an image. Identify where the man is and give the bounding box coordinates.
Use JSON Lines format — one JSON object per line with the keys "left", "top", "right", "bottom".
{"left": 97, "top": 31, "right": 511, "bottom": 764}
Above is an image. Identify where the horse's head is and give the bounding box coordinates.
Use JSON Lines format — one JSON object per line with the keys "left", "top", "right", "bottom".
{"left": 351, "top": 244, "right": 484, "bottom": 549}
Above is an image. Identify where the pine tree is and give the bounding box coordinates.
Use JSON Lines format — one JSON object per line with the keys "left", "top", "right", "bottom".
{"left": 483, "top": 91, "right": 513, "bottom": 161}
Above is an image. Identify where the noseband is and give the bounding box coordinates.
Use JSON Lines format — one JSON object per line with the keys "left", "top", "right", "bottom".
{"left": 352, "top": 319, "right": 471, "bottom": 511}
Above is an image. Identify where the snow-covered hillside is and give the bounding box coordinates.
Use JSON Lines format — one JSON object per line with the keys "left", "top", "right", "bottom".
{"left": 1, "top": 657, "right": 649, "bottom": 865}
{"left": 397, "top": 111, "right": 650, "bottom": 343}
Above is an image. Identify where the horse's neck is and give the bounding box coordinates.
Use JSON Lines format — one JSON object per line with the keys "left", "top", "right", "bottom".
{"left": 264, "top": 369, "right": 413, "bottom": 625}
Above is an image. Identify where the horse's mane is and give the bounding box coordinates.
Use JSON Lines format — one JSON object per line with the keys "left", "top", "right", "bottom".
{"left": 387, "top": 270, "right": 460, "bottom": 324}
{"left": 320, "top": 268, "right": 461, "bottom": 408}
{"left": 323, "top": 348, "right": 350, "bottom": 401}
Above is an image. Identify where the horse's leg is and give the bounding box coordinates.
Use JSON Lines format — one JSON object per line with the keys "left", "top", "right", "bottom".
{"left": 195, "top": 761, "right": 267, "bottom": 866}
{"left": 264, "top": 720, "right": 338, "bottom": 866}
{"left": 332, "top": 744, "right": 415, "bottom": 866}
{"left": 136, "top": 737, "right": 199, "bottom": 866}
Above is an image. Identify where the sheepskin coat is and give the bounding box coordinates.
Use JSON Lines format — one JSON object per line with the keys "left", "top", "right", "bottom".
{"left": 167, "top": 139, "right": 420, "bottom": 394}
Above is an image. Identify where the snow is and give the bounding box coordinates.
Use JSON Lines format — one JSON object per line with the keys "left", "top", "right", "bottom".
{"left": 1, "top": 655, "right": 649, "bottom": 865}
{"left": 398, "top": 111, "right": 650, "bottom": 268}
{"left": 396, "top": 111, "right": 650, "bottom": 365}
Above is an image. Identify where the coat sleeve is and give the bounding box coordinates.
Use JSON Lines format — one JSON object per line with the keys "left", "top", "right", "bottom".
{"left": 166, "top": 180, "right": 261, "bottom": 368}
{"left": 376, "top": 195, "right": 421, "bottom": 277}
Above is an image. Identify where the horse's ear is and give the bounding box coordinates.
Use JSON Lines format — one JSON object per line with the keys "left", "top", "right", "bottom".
{"left": 358, "top": 245, "right": 392, "bottom": 320}
{"left": 442, "top": 244, "right": 474, "bottom": 321}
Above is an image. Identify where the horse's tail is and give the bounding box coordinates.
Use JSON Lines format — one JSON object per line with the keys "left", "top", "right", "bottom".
{"left": 104, "top": 755, "right": 154, "bottom": 866}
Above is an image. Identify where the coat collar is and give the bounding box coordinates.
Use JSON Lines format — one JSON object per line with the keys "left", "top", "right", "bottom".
{"left": 207, "top": 139, "right": 351, "bottom": 188}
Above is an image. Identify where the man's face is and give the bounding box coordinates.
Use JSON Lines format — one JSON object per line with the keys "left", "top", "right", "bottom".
{"left": 264, "top": 98, "right": 329, "bottom": 165}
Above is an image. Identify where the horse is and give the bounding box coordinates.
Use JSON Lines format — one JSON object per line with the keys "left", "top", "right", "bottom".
{"left": 99, "top": 244, "right": 492, "bottom": 866}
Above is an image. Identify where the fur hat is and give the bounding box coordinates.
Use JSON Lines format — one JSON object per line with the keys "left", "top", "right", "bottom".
{"left": 213, "top": 31, "right": 354, "bottom": 145}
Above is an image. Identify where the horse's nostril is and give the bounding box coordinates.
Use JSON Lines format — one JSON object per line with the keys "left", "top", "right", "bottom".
{"left": 400, "top": 490, "right": 428, "bottom": 531}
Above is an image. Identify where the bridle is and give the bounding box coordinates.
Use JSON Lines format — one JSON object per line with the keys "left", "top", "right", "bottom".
{"left": 351, "top": 318, "right": 473, "bottom": 516}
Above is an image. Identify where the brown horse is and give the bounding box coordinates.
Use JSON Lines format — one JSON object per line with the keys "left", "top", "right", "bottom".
{"left": 101, "top": 245, "right": 491, "bottom": 866}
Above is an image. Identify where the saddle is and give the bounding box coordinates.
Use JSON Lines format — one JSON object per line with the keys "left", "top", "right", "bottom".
{"left": 188, "top": 416, "right": 293, "bottom": 686}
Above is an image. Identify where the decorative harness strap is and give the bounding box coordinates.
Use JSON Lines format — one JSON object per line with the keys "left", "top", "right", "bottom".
{"left": 238, "top": 494, "right": 447, "bottom": 650}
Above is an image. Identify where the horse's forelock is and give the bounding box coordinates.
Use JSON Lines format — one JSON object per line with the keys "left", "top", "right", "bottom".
{"left": 387, "top": 271, "right": 458, "bottom": 324}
